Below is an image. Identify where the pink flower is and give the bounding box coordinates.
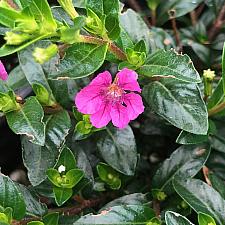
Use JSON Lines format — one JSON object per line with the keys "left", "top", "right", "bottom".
{"left": 75, "top": 68, "right": 144, "bottom": 129}
{"left": 0, "top": 61, "right": 8, "bottom": 81}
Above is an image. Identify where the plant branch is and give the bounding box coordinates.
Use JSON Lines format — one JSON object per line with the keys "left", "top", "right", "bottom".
{"left": 169, "top": 10, "right": 182, "bottom": 52}
{"left": 208, "top": 3, "right": 225, "bottom": 42}
{"left": 81, "top": 35, "right": 127, "bottom": 61}
{"left": 208, "top": 101, "right": 225, "bottom": 116}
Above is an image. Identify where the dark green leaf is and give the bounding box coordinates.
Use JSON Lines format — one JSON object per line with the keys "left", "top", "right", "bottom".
{"left": 176, "top": 130, "right": 208, "bottom": 145}
{"left": 6, "top": 96, "right": 45, "bottom": 146}
{"left": 208, "top": 172, "right": 225, "bottom": 199}
{"left": 222, "top": 42, "right": 225, "bottom": 95}
{"left": 173, "top": 178, "right": 225, "bottom": 225}
{"left": 97, "top": 126, "right": 137, "bottom": 176}
{"left": 165, "top": 211, "right": 194, "bottom": 225}
{"left": 53, "top": 187, "right": 72, "bottom": 206}
{"left": 0, "top": 175, "right": 26, "bottom": 220}
{"left": 49, "top": 43, "right": 108, "bottom": 80}
{"left": 138, "top": 49, "right": 201, "bottom": 83}
{"left": 18, "top": 41, "right": 56, "bottom": 103}
{"left": 157, "top": 0, "right": 204, "bottom": 25}
{"left": 152, "top": 144, "right": 211, "bottom": 194}
{"left": 73, "top": 205, "right": 155, "bottom": 225}
{"left": 55, "top": 146, "right": 76, "bottom": 171}
{"left": 43, "top": 212, "right": 59, "bottom": 225}
{"left": 120, "top": 9, "right": 152, "bottom": 52}
{"left": 22, "top": 110, "right": 71, "bottom": 185}
{"left": 143, "top": 79, "right": 208, "bottom": 135}
{"left": 101, "top": 193, "right": 149, "bottom": 210}
{"left": 17, "top": 184, "right": 47, "bottom": 217}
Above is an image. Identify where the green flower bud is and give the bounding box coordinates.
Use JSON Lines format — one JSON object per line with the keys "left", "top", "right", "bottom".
{"left": 57, "top": 0, "right": 78, "bottom": 19}
{"left": 33, "top": 44, "right": 58, "bottom": 64}
{"left": 4, "top": 31, "right": 31, "bottom": 45}
{"left": 203, "top": 69, "right": 216, "bottom": 96}
{"left": 0, "top": 212, "right": 8, "bottom": 224}
{"left": 0, "top": 91, "right": 20, "bottom": 113}
{"left": 152, "top": 190, "right": 167, "bottom": 201}
{"left": 15, "top": 18, "right": 39, "bottom": 34}
{"left": 126, "top": 48, "right": 146, "bottom": 68}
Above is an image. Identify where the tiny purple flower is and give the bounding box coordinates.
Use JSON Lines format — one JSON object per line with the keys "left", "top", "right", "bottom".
{"left": 75, "top": 68, "right": 144, "bottom": 129}
{"left": 0, "top": 60, "right": 8, "bottom": 81}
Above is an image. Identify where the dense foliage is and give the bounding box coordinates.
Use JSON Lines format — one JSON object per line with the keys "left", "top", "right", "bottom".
{"left": 0, "top": 0, "right": 225, "bottom": 224}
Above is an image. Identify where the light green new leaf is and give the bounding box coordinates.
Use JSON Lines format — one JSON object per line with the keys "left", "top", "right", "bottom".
{"left": 0, "top": 175, "right": 26, "bottom": 220}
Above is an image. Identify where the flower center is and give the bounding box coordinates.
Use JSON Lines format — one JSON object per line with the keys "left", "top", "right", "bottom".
{"left": 106, "top": 83, "right": 123, "bottom": 99}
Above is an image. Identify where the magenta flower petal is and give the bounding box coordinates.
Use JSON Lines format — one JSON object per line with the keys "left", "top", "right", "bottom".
{"left": 75, "top": 85, "right": 103, "bottom": 114}
{"left": 110, "top": 103, "right": 130, "bottom": 129}
{"left": 0, "top": 61, "right": 8, "bottom": 81}
{"left": 89, "top": 71, "right": 112, "bottom": 87}
{"left": 124, "top": 93, "right": 145, "bottom": 120}
{"left": 117, "top": 68, "right": 141, "bottom": 93}
{"left": 90, "top": 102, "right": 111, "bottom": 128}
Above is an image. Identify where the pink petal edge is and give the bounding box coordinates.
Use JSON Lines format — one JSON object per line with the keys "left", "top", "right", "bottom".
{"left": 124, "top": 93, "right": 144, "bottom": 120}
{"left": 0, "top": 61, "right": 8, "bottom": 81}
{"left": 116, "top": 68, "right": 141, "bottom": 93}
{"left": 89, "top": 71, "right": 112, "bottom": 87}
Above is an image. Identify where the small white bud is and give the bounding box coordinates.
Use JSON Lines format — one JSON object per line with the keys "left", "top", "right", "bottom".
{"left": 58, "top": 165, "right": 66, "bottom": 173}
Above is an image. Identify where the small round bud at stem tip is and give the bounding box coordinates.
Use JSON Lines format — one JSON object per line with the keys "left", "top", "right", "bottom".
{"left": 58, "top": 165, "right": 66, "bottom": 173}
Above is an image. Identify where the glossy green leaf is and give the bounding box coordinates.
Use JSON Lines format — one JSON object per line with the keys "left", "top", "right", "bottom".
{"left": 74, "top": 205, "right": 155, "bottom": 224}
{"left": 97, "top": 126, "right": 137, "bottom": 176}
{"left": 165, "top": 211, "right": 194, "bottom": 225}
{"left": 152, "top": 144, "right": 210, "bottom": 194}
{"left": 55, "top": 146, "right": 76, "bottom": 171}
{"left": 43, "top": 212, "right": 59, "bottom": 225}
{"left": 27, "top": 222, "right": 44, "bottom": 225}
{"left": 222, "top": 42, "right": 225, "bottom": 95}
{"left": 97, "top": 162, "right": 121, "bottom": 190}
{"left": 0, "top": 175, "right": 26, "bottom": 220}
{"left": 87, "top": 0, "right": 120, "bottom": 40}
{"left": 143, "top": 79, "right": 208, "bottom": 135}
{"left": 207, "top": 79, "right": 223, "bottom": 110}
{"left": 18, "top": 41, "right": 56, "bottom": 103}
{"left": 138, "top": 49, "right": 201, "bottom": 83}
{"left": 208, "top": 172, "right": 225, "bottom": 199}
{"left": 176, "top": 130, "right": 208, "bottom": 145}
{"left": 120, "top": 9, "right": 152, "bottom": 52}
{"left": 65, "top": 169, "right": 84, "bottom": 188}
{"left": 53, "top": 187, "right": 72, "bottom": 206}
{"left": 6, "top": 96, "right": 45, "bottom": 146}
{"left": 22, "top": 110, "right": 71, "bottom": 185}
{"left": 156, "top": 0, "right": 204, "bottom": 25}
{"left": 7, "top": 65, "right": 30, "bottom": 91}
{"left": 17, "top": 184, "right": 47, "bottom": 217}
{"left": 49, "top": 43, "right": 108, "bottom": 80}
{"left": 101, "top": 193, "right": 149, "bottom": 210}
{"left": 198, "top": 212, "right": 216, "bottom": 225}
{"left": 173, "top": 178, "right": 225, "bottom": 225}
